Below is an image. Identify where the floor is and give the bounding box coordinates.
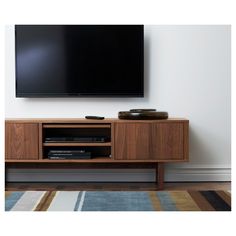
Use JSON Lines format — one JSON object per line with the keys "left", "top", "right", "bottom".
{"left": 5, "top": 182, "right": 231, "bottom": 191}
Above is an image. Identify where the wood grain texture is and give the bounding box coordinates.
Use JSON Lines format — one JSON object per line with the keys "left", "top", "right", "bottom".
{"left": 5, "top": 119, "right": 189, "bottom": 188}
{"left": 5, "top": 162, "right": 158, "bottom": 169}
{"left": 5, "top": 159, "right": 160, "bottom": 163}
{"left": 38, "top": 123, "right": 43, "bottom": 160}
{"left": 115, "top": 123, "right": 152, "bottom": 160}
{"left": 156, "top": 163, "right": 164, "bottom": 189}
{"left": 5, "top": 119, "right": 189, "bottom": 163}
{"left": 151, "top": 123, "right": 184, "bottom": 160}
{"left": 183, "top": 121, "right": 189, "bottom": 161}
{"left": 43, "top": 142, "right": 112, "bottom": 147}
{"left": 111, "top": 123, "right": 115, "bottom": 160}
{"left": 5, "top": 159, "right": 187, "bottom": 164}
{"left": 43, "top": 124, "right": 111, "bottom": 128}
{"left": 5, "top": 123, "right": 39, "bottom": 160}
{"left": 6, "top": 118, "right": 188, "bottom": 123}
{"left": 115, "top": 122, "right": 187, "bottom": 161}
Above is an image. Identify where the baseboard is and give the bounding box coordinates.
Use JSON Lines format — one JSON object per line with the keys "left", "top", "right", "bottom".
{"left": 165, "top": 167, "right": 231, "bottom": 181}
{"left": 6, "top": 167, "right": 231, "bottom": 182}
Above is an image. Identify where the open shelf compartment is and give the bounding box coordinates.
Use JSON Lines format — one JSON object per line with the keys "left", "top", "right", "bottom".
{"left": 41, "top": 123, "right": 112, "bottom": 160}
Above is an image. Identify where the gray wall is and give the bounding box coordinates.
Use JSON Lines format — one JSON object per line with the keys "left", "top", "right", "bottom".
{"left": 5, "top": 25, "right": 231, "bottom": 181}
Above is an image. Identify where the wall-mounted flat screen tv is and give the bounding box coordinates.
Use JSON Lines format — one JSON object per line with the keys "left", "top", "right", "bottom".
{"left": 15, "top": 25, "right": 144, "bottom": 97}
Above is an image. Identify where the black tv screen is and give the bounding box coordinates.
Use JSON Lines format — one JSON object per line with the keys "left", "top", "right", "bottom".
{"left": 15, "top": 25, "right": 144, "bottom": 97}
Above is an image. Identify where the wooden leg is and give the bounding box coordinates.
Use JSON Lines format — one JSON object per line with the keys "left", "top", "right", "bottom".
{"left": 156, "top": 163, "right": 164, "bottom": 190}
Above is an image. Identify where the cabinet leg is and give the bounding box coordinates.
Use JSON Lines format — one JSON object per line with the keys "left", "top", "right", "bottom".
{"left": 156, "top": 163, "right": 164, "bottom": 190}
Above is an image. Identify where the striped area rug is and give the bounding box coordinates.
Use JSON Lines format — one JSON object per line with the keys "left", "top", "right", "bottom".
{"left": 5, "top": 191, "right": 231, "bottom": 211}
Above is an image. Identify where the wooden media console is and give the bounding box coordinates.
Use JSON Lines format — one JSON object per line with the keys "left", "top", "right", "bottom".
{"left": 5, "top": 118, "right": 189, "bottom": 189}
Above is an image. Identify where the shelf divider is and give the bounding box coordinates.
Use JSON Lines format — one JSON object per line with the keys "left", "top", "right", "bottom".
{"left": 43, "top": 124, "right": 111, "bottom": 128}
{"left": 43, "top": 142, "right": 112, "bottom": 147}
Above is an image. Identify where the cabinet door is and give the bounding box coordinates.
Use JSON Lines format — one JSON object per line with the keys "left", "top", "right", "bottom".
{"left": 5, "top": 123, "right": 39, "bottom": 160}
{"left": 114, "top": 123, "right": 152, "bottom": 160}
{"left": 151, "top": 123, "right": 184, "bottom": 160}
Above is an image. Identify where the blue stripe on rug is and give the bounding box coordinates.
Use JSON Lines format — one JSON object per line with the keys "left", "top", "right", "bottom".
{"left": 5, "top": 192, "right": 25, "bottom": 211}
{"left": 81, "top": 191, "right": 154, "bottom": 211}
{"left": 156, "top": 191, "right": 178, "bottom": 211}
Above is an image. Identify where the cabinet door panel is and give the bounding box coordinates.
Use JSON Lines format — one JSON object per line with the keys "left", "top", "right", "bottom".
{"left": 151, "top": 123, "right": 184, "bottom": 160}
{"left": 5, "top": 123, "right": 39, "bottom": 160}
{"left": 114, "top": 123, "right": 152, "bottom": 160}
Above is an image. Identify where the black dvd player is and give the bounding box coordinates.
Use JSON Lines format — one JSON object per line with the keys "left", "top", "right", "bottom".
{"left": 48, "top": 150, "right": 91, "bottom": 160}
{"left": 45, "top": 136, "right": 108, "bottom": 143}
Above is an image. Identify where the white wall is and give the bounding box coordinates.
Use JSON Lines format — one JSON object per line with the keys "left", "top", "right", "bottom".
{"left": 5, "top": 25, "right": 231, "bottom": 181}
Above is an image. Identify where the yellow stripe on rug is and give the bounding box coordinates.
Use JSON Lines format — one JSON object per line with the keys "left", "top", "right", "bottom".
{"left": 169, "top": 191, "right": 200, "bottom": 211}
{"left": 34, "top": 191, "right": 56, "bottom": 211}
{"left": 5, "top": 191, "right": 12, "bottom": 198}
{"left": 149, "top": 191, "right": 162, "bottom": 211}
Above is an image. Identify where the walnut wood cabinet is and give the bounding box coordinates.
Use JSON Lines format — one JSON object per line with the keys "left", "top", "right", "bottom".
{"left": 5, "top": 118, "right": 189, "bottom": 189}
{"left": 114, "top": 123, "right": 152, "bottom": 160}
{"left": 5, "top": 123, "right": 39, "bottom": 160}
{"left": 114, "top": 122, "right": 188, "bottom": 161}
